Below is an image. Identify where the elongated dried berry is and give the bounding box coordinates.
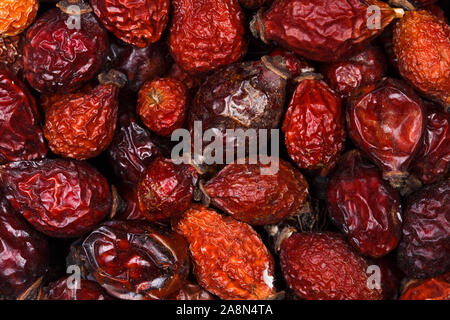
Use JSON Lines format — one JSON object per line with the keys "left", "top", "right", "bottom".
{"left": 397, "top": 180, "right": 450, "bottom": 278}
{"left": 0, "top": 159, "right": 112, "bottom": 238}
{"left": 169, "top": 0, "right": 247, "bottom": 74}
{"left": 0, "top": 0, "right": 38, "bottom": 36}
{"left": 204, "top": 158, "right": 309, "bottom": 225}
{"left": 280, "top": 232, "right": 383, "bottom": 300}
{"left": 0, "top": 194, "right": 49, "bottom": 299}
{"left": 74, "top": 220, "right": 190, "bottom": 300}
{"left": 393, "top": 10, "right": 450, "bottom": 111}
{"left": 252, "top": 0, "right": 403, "bottom": 62}
{"left": 175, "top": 205, "right": 275, "bottom": 300}
{"left": 43, "top": 277, "right": 112, "bottom": 300}
{"left": 400, "top": 273, "right": 450, "bottom": 300}
{"left": 327, "top": 150, "right": 402, "bottom": 258}
{"left": 347, "top": 78, "right": 425, "bottom": 188}
{"left": 282, "top": 77, "right": 345, "bottom": 175}
{"left": 24, "top": 6, "right": 108, "bottom": 93}
{"left": 0, "top": 67, "right": 47, "bottom": 164}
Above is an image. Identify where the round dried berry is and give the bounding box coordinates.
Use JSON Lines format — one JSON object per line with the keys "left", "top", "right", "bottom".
{"left": 137, "top": 78, "right": 188, "bottom": 137}
{"left": 397, "top": 180, "right": 450, "bottom": 278}
{"left": 0, "top": 0, "right": 38, "bottom": 36}
{"left": 43, "top": 277, "right": 112, "bottom": 300}
{"left": 400, "top": 273, "right": 450, "bottom": 300}
{"left": 280, "top": 232, "right": 383, "bottom": 300}
{"left": 174, "top": 205, "right": 276, "bottom": 300}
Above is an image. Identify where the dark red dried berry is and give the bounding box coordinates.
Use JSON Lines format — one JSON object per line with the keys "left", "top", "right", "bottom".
{"left": 43, "top": 277, "right": 112, "bottom": 300}
{"left": 168, "top": 281, "right": 215, "bottom": 300}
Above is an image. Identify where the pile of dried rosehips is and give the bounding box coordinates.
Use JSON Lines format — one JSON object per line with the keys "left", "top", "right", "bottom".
{"left": 0, "top": 0, "right": 449, "bottom": 301}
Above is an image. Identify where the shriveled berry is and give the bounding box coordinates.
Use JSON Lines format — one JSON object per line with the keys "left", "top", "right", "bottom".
{"left": 91, "top": 0, "right": 169, "bottom": 48}
{"left": 43, "top": 277, "right": 112, "bottom": 300}
{"left": 168, "top": 281, "right": 215, "bottom": 300}
{"left": 347, "top": 78, "right": 425, "bottom": 189}
{"left": 393, "top": 10, "right": 450, "bottom": 111}
{"left": 204, "top": 158, "right": 309, "bottom": 225}
{"left": 74, "top": 220, "right": 190, "bottom": 300}
{"left": 400, "top": 273, "right": 450, "bottom": 300}
{"left": 24, "top": 6, "right": 108, "bottom": 93}
{"left": 137, "top": 157, "right": 198, "bottom": 221}
{"left": 114, "top": 184, "right": 149, "bottom": 221}
{"left": 327, "top": 150, "right": 402, "bottom": 258}
{"left": 169, "top": 0, "right": 247, "bottom": 74}
{"left": 0, "top": 159, "right": 112, "bottom": 238}
{"left": 397, "top": 180, "right": 450, "bottom": 278}
{"left": 0, "top": 194, "right": 49, "bottom": 299}
{"left": 0, "top": 0, "right": 38, "bottom": 36}
{"left": 280, "top": 232, "right": 383, "bottom": 300}
{"left": 282, "top": 77, "right": 345, "bottom": 175}
{"left": 137, "top": 78, "right": 188, "bottom": 137}
{"left": 0, "top": 67, "right": 47, "bottom": 164}
{"left": 174, "top": 205, "right": 276, "bottom": 300}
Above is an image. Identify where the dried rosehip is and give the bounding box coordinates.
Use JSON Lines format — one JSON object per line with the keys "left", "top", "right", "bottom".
{"left": 397, "top": 180, "right": 450, "bottom": 278}
{"left": 137, "top": 78, "right": 188, "bottom": 137}
{"left": 410, "top": 101, "right": 450, "bottom": 185}
{"left": 0, "top": 35, "right": 25, "bottom": 77}
{"left": 400, "top": 273, "right": 450, "bottom": 300}
{"left": 174, "top": 205, "right": 276, "bottom": 300}
{"left": 0, "top": 159, "right": 112, "bottom": 238}
{"left": 169, "top": 0, "right": 247, "bottom": 74}
{"left": 106, "top": 112, "right": 160, "bottom": 186}
{"left": 137, "top": 157, "right": 198, "bottom": 221}
{"left": 0, "top": 67, "right": 47, "bottom": 164}
{"left": 168, "top": 281, "right": 215, "bottom": 300}
{"left": 280, "top": 232, "right": 383, "bottom": 300}
{"left": 0, "top": 0, "right": 38, "bottom": 36}
{"left": 239, "top": 0, "right": 272, "bottom": 10}
{"left": 282, "top": 76, "right": 345, "bottom": 175}
{"left": 114, "top": 184, "right": 147, "bottom": 221}
{"left": 24, "top": 4, "right": 108, "bottom": 93}
{"left": 204, "top": 158, "right": 309, "bottom": 225}
{"left": 347, "top": 78, "right": 425, "bottom": 188}
{"left": 43, "top": 277, "right": 112, "bottom": 300}
{"left": 326, "top": 150, "right": 402, "bottom": 258}
{"left": 75, "top": 220, "right": 190, "bottom": 300}
{"left": 393, "top": 10, "right": 450, "bottom": 111}
{"left": 252, "top": 0, "right": 403, "bottom": 62}
{"left": 44, "top": 70, "right": 125, "bottom": 160}
{"left": 90, "top": 0, "right": 169, "bottom": 48}
{"left": 0, "top": 194, "right": 49, "bottom": 299}
{"left": 321, "top": 45, "right": 387, "bottom": 98}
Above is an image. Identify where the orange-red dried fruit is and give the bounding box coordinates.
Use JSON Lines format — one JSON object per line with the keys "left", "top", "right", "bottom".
{"left": 0, "top": 0, "right": 38, "bottom": 36}
{"left": 90, "top": 0, "right": 170, "bottom": 48}
{"left": 393, "top": 10, "right": 450, "bottom": 111}
{"left": 137, "top": 78, "right": 188, "bottom": 137}
{"left": 204, "top": 158, "right": 309, "bottom": 225}
{"left": 280, "top": 232, "right": 383, "bottom": 300}
{"left": 44, "top": 70, "right": 125, "bottom": 160}
{"left": 174, "top": 205, "right": 276, "bottom": 300}
{"left": 169, "top": 0, "right": 247, "bottom": 74}
{"left": 400, "top": 273, "right": 450, "bottom": 300}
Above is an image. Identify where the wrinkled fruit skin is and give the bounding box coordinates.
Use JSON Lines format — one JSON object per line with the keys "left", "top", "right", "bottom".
{"left": 91, "top": 0, "right": 169, "bottom": 48}
{"left": 0, "top": 67, "right": 47, "bottom": 164}
{"left": 77, "top": 221, "right": 190, "bottom": 300}
{"left": 257, "top": 0, "right": 400, "bottom": 62}
{"left": 44, "top": 76, "right": 121, "bottom": 160}
{"left": 400, "top": 273, "right": 450, "bottom": 300}
{"left": 327, "top": 150, "right": 402, "bottom": 258}
{"left": 106, "top": 113, "right": 160, "bottom": 187}
{"left": 191, "top": 59, "right": 286, "bottom": 159}
{"left": 282, "top": 79, "right": 345, "bottom": 174}
{"left": 410, "top": 101, "right": 450, "bottom": 185}
{"left": 397, "top": 180, "right": 450, "bottom": 278}
{"left": 321, "top": 45, "right": 387, "bottom": 98}
{"left": 0, "top": 194, "right": 49, "bottom": 299}
{"left": 0, "top": 159, "right": 111, "bottom": 238}
{"left": 393, "top": 10, "right": 450, "bottom": 110}
{"left": 205, "top": 158, "right": 309, "bottom": 225}
{"left": 138, "top": 78, "right": 188, "bottom": 136}
{"left": 0, "top": 35, "right": 25, "bottom": 77}
{"left": 347, "top": 78, "right": 424, "bottom": 188}
{"left": 239, "top": 0, "right": 272, "bottom": 10}
{"left": 115, "top": 184, "right": 149, "bottom": 221}
{"left": 24, "top": 9, "right": 108, "bottom": 93}
{"left": 280, "top": 232, "right": 383, "bottom": 300}
{"left": 43, "top": 277, "right": 112, "bottom": 300}
{"left": 168, "top": 281, "right": 215, "bottom": 300}
{"left": 175, "top": 205, "right": 275, "bottom": 300}
{"left": 169, "top": 0, "right": 247, "bottom": 74}
{"left": 0, "top": 0, "right": 38, "bottom": 36}
{"left": 137, "top": 157, "right": 198, "bottom": 221}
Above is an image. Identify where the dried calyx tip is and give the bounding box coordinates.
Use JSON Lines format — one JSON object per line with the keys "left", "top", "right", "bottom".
{"left": 109, "top": 185, "right": 119, "bottom": 219}
{"left": 294, "top": 72, "right": 323, "bottom": 83}
{"left": 98, "top": 70, "right": 127, "bottom": 87}
{"left": 250, "top": 10, "right": 269, "bottom": 44}
{"left": 57, "top": 0, "right": 93, "bottom": 15}
{"left": 261, "top": 55, "right": 291, "bottom": 80}
{"left": 388, "top": 0, "right": 416, "bottom": 11}
{"left": 383, "top": 171, "right": 409, "bottom": 189}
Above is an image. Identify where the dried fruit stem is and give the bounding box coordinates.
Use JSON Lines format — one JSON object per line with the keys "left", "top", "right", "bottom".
{"left": 57, "top": 0, "right": 93, "bottom": 15}
{"left": 261, "top": 55, "right": 291, "bottom": 80}
{"left": 294, "top": 72, "right": 324, "bottom": 83}
{"left": 383, "top": 170, "right": 409, "bottom": 189}
{"left": 17, "top": 277, "right": 43, "bottom": 300}
{"left": 250, "top": 10, "right": 269, "bottom": 44}
{"left": 98, "top": 70, "right": 127, "bottom": 87}
{"left": 388, "top": 0, "right": 416, "bottom": 11}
